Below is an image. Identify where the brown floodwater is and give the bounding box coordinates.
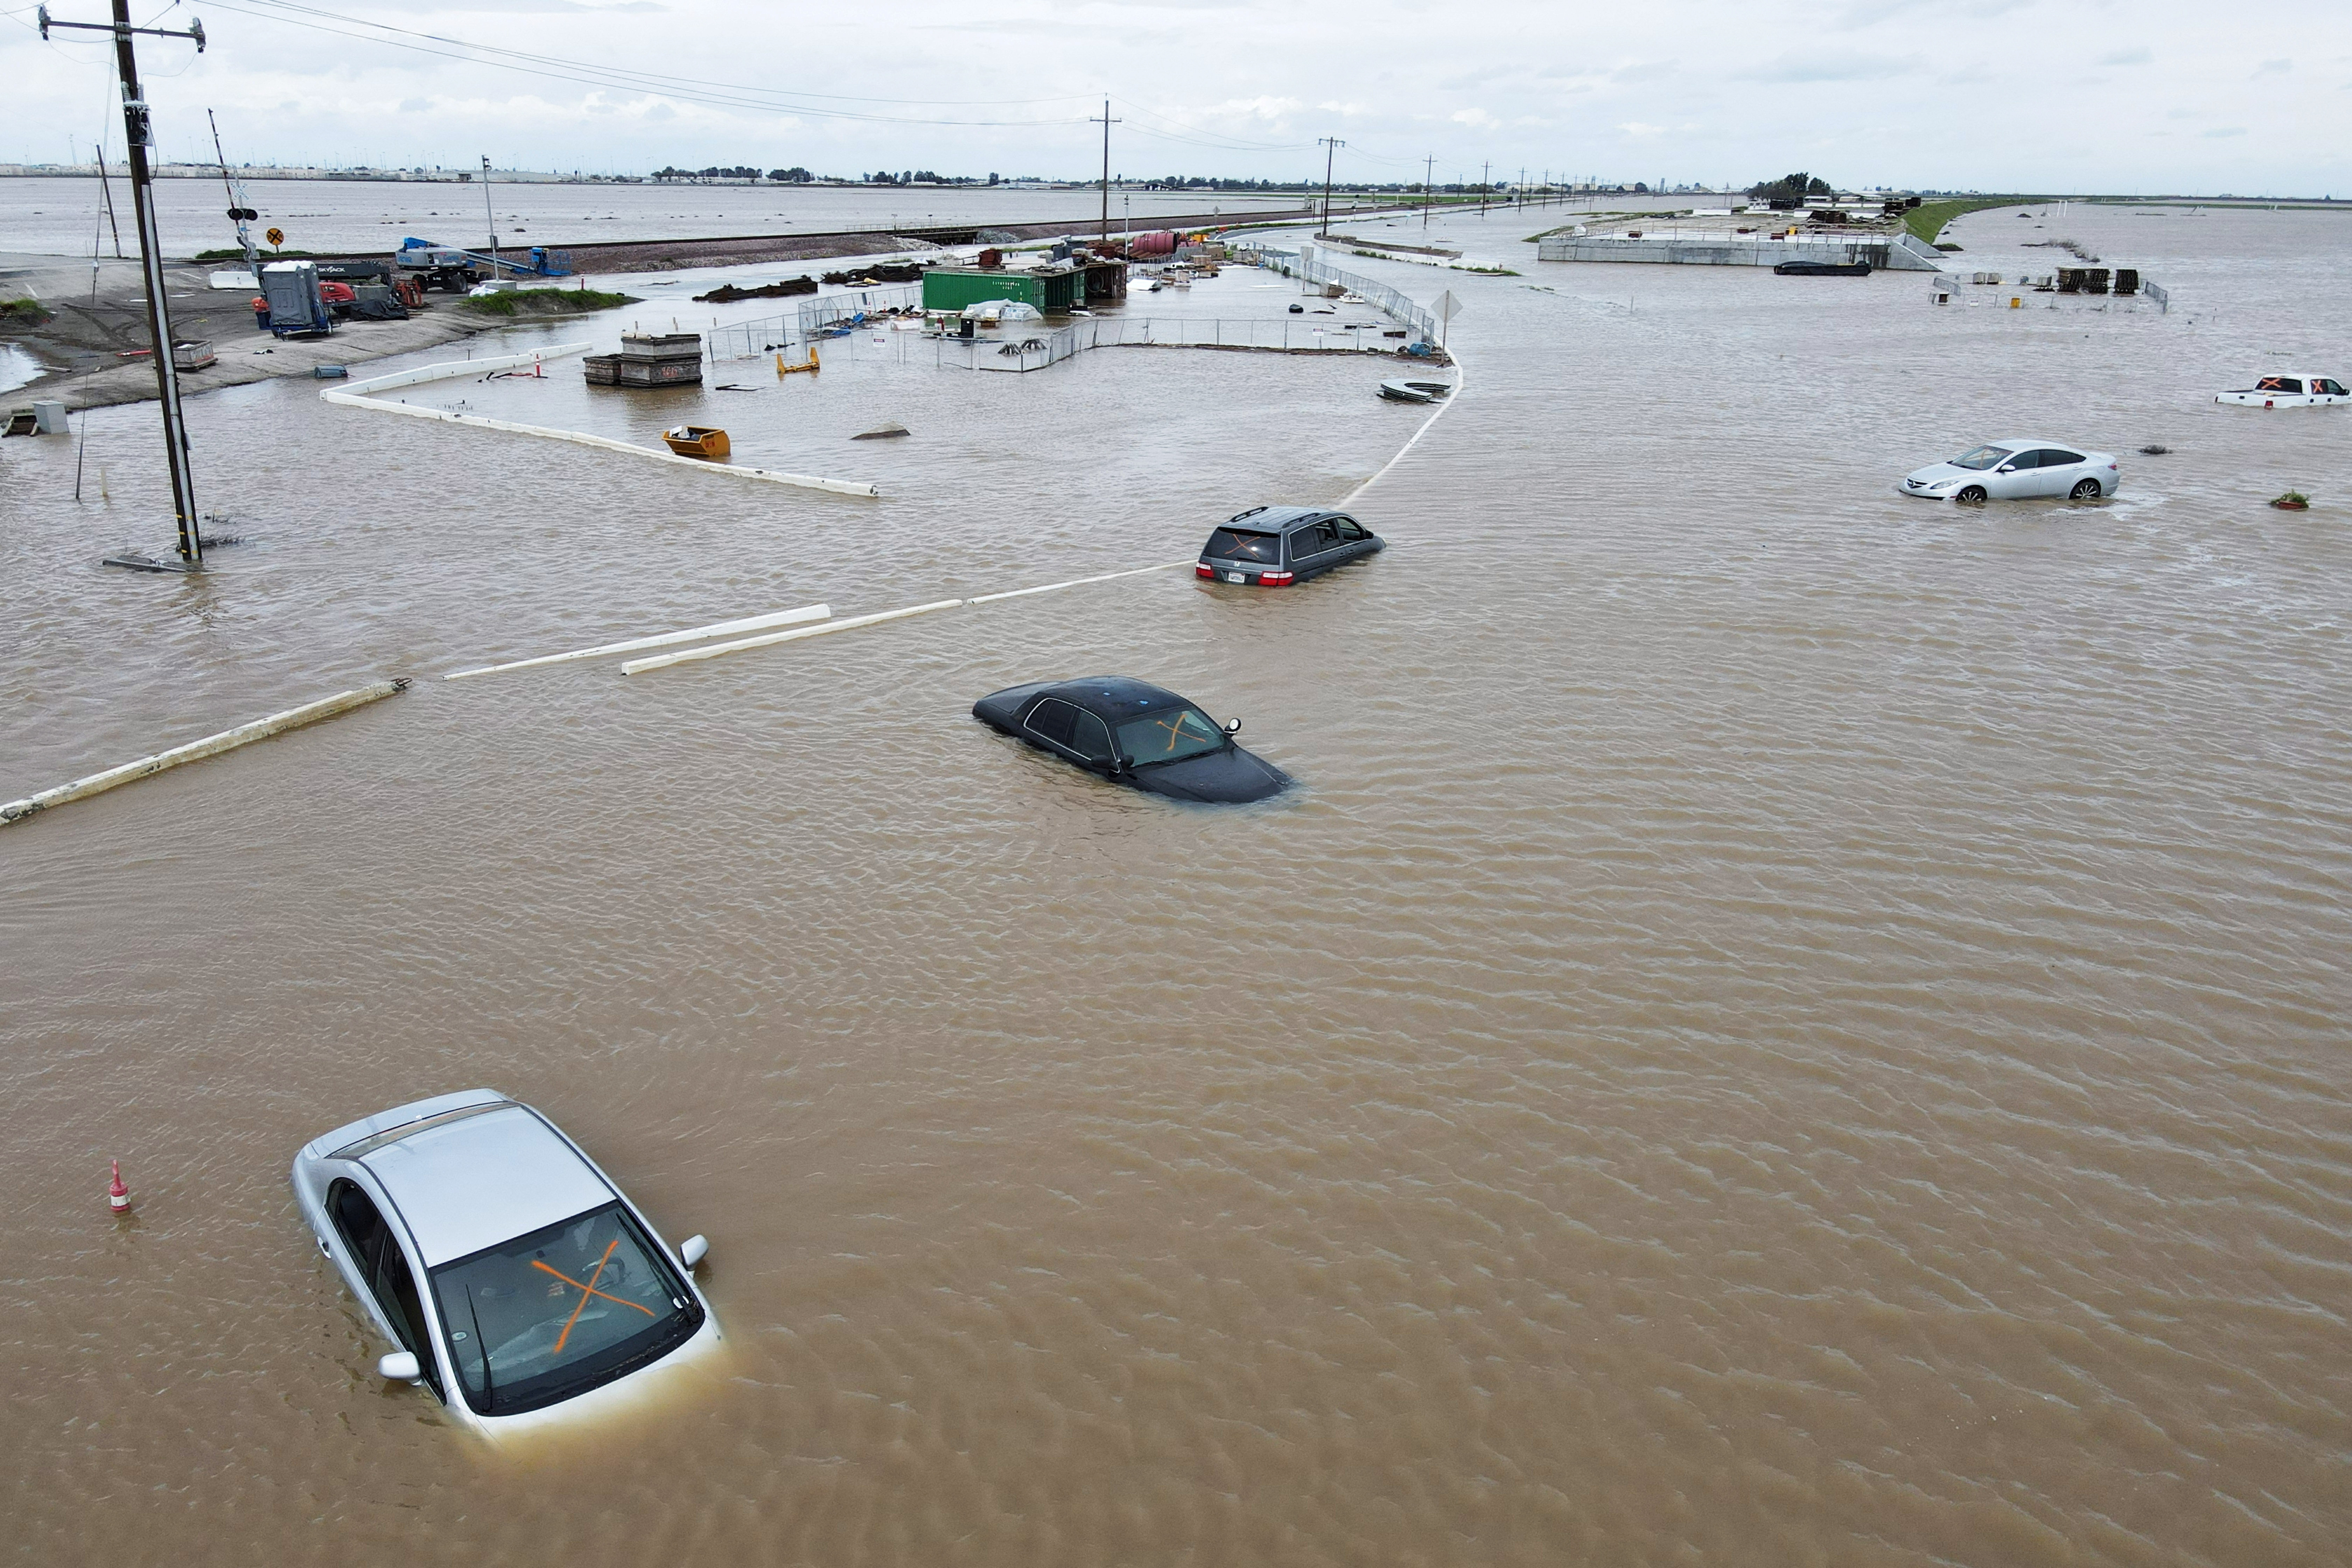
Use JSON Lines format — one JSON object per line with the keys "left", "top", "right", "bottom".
{"left": 4, "top": 203, "right": 2350, "bottom": 1566}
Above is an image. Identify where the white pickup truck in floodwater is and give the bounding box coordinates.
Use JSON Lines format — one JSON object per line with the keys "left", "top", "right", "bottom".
{"left": 2216, "top": 374, "right": 2348, "bottom": 408}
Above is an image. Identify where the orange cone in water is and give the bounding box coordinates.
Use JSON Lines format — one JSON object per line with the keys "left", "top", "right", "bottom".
{"left": 108, "top": 1159, "right": 130, "bottom": 1214}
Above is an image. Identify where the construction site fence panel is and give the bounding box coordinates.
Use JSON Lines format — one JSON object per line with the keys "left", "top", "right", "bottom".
{"left": 1235, "top": 245, "right": 1437, "bottom": 341}
{"left": 929, "top": 315, "right": 1412, "bottom": 372}
{"left": 707, "top": 284, "right": 924, "bottom": 360}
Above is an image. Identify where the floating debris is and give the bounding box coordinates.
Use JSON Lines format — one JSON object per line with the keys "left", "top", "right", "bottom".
{"left": 852, "top": 422, "right": 910, "bottom": 440}
{"left": 2140, "top": 444, "right": 2170, "bottom": 455}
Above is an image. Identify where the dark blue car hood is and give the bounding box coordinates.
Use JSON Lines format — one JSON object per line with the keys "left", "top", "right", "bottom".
{"left": 1129, "top": 744, "right": 1291, "bottom": 804}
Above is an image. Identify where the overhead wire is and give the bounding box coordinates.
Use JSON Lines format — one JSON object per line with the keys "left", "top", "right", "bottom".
{"left": 233, "top": 0, "right": 1088, "bottom": 108}
{"left": 190, "top": 0, "right": 1094, "bottom": 125}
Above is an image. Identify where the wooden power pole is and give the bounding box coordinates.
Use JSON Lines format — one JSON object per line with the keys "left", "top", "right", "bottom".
{"left": 1091, "top": 100, "right": 1120, "bottom": 244}
{"left": 42, "top": 0, "right": 207, "bottom": 569}
{"left": 1318, "top": 137, "right": 1345, "bottom": 237}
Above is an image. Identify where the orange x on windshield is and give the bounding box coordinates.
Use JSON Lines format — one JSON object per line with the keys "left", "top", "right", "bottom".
{"left": 1144, "top": 715, "right": 1206, "bottom": 752}
{"left": 533, "top": 1241, "right": 657, "bottom": 1356}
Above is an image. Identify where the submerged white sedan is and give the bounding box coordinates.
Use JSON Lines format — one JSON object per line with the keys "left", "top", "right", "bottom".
{"left": 293, "top": 1090, "right": 719, "bottom": 1437}
{"left": 1896, "top": 439, "right": 2120, "bottom": 503}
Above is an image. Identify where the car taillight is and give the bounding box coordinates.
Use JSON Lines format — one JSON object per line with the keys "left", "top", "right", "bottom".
{"left": 1260, "top": 571, "right": 1294, "bottom": 586}
{"left": 1195, "top": 562, "right": 1214, "bottom": 577}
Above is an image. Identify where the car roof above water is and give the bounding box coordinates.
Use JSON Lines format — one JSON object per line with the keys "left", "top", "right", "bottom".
{"left": 1033, "top": 676, "right": 1196, "bottom": 720}
{"left": 315, "top": 1094, "right": 617, "bottom": 1267}
{"left": 1219, "top": 505, "right": 1340, "bottom": 534}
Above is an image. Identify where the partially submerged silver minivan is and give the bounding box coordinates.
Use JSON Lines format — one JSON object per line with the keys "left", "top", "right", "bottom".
{"left": 292, "top": 1090, "right": 719, "bottom": 1437}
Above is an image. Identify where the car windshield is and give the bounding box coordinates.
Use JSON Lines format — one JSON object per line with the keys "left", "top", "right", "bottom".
{"left": 430, "top": 1202, "right": 700, "bottom": 1417}
{"left": 1948, "top": 445, "right": 2014, "bottom": 471}
{"left": 1205, "top": 528, "right": 1280, "bottom": 561}
{"left": 1117, "top": 706, "right": 1226, "bottom": 765}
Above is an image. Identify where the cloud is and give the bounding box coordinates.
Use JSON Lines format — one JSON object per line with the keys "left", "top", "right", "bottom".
{"left": 2252, "top": 58, "right": 2290, "bottom": 76}
{"left": 2099, "top": 47, "right": 2151, "bottom": 66}
{"left": 1832, "top": 0, "right": 2023, "bottom": 28}
{"left": 2203, "top": 126, "right": 2246, "bottom": 137}
{"left": 1610, "top": 60, "right": 1678, "bottom": 84}
{"left": 397, "top": 97, "right": 432, "bottom": 113}
{"left": 1450, "top": 107, "right": 1499, "bottom": 130}
{"left": 1618, "top": 121, "right": 1666, "bottom": 138}
{"left": 1737, "top": 50, "right": 1919, "bottom": 82}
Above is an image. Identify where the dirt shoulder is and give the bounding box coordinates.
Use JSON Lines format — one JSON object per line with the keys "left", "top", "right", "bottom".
{"left": 1, "top": 253, "right": 493, "bottom": 410}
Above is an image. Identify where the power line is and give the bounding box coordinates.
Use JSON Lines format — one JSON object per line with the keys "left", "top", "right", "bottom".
{"left": 189, "top": 0, "right": 1097, "bottom": 126}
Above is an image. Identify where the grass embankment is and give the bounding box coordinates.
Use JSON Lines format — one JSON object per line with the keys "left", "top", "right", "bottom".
{"left": 1903, "top": 198, "right": 2045, "bottom": 246}
{"left": 2, "top": 298, "right": 55, "bottom": 326}
{"left": 456, "top": 287, "right": 640, "bottom": 317}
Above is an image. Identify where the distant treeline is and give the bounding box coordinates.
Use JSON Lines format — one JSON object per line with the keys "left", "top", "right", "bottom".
{"left": 639, "top": 166, "right": 1653, "bottom": 195}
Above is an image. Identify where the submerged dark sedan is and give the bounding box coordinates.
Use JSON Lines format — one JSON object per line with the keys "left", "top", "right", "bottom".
{"left": 973, "top": 677, "right": 1291, "bottom": 804}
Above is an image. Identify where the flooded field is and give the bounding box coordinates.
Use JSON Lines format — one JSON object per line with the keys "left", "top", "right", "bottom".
{"left": 0, "top": 176, "right": 1325, "bottom": 260}
{"left": 4, "top": 203, "right": 2350, "bottom": 1566}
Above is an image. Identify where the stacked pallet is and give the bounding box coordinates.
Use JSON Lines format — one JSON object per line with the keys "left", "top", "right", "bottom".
{"left": 583, "top": 331, "right": 704, "bottom": 388}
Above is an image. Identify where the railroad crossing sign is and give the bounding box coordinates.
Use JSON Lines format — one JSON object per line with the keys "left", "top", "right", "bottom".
{"left": 265, "top": 226, "right": 284, "bottom": 249}
{"left": 1431, "top": 288, "right": 1462, "bottom": 346}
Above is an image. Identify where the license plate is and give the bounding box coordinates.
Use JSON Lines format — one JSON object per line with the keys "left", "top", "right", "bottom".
{"left": 1225, "top": 572, "right": 1246, "bottom": 583}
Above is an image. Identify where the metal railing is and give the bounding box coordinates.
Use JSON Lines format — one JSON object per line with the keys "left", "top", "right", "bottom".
{"left": 1236, "top": 243, "right": 1437, "bottom": 341}
{"left": 706, "top": 284, "right": 923, "bottom": 360}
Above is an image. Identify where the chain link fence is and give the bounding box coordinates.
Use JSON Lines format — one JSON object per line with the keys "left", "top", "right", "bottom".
{"left": 931, "top": 314, "right": 1412, "bottom": 372}
{"left": 1235, "top": 243, "right": 1437, "bottom": 342}
{"left": 706, "top": 284, "right": 923, "bottom": 360}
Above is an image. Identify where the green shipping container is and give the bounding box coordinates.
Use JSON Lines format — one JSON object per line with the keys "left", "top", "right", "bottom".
{"left": 924, "top": 269, "right": 1044, "bottom": 312}
{"left": 922, "top": 266, "right": 1084, "bottom": 314}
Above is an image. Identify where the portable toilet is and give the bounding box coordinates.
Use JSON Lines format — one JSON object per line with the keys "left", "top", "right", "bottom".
{"left": 260, "top": 260, "right": 332, "bottom": 337}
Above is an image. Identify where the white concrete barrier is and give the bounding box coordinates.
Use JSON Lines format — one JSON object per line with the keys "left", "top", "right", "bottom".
{"left": 444, "top": 604, "right": 832, "bottom": 680}
{"left": 621, "top": 600, "right": 966, "bottom": 674}
{"left": 324, "top": 345, "right": 881, "bottom": 498}
{"left": 965, "top": 561, "right": 1192, "bottom": 605}
{"left": 2, "top": 680, "right": 407, "bottom": 826}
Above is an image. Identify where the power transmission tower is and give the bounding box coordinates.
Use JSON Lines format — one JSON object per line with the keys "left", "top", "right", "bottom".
{"left": 42, "top": 0, "right": 208, "bottom": 569}
{"left": 1423, "top": 154, "right": 1434, "bottom": 229}
{"left": 1317, "top": 137, "right": 1345, "bottom": 237}
{"left": 1091, "top": 100, "right": 1120, "bottom": 244}
{"left": 1481, "top": 160, "right": 1490, "bottom": 216}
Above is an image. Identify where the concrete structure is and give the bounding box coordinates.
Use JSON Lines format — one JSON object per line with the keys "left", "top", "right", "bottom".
{"left": 1536, "top": 230, "right": 1945, "bottom": 271}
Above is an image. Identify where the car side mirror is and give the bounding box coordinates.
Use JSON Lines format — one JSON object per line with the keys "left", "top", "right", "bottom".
{"left": 1223, "top": 718, "right": 1242, "bottom": 736}
{"left": 679, "top": 1234, "right": 708, "bottom": 1269}
{"left": 377, "top": 1351, "right": 421, "bottom": 1382}
{"left": 1996, "top": 464, "right": 2017, "bottom": 473}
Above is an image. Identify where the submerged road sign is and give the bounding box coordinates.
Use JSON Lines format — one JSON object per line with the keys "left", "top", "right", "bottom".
{"left": 1431, "top": 288, "right": 1462, "bottom": 346}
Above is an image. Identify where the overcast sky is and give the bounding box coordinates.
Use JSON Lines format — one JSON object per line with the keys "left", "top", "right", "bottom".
{"left": 6, "top": 0, "right": 2346, "bottom": 194}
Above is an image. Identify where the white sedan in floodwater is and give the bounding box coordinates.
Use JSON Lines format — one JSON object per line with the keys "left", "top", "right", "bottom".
{"left": 293, "top": 1089, "right": 719, "bottom": 1437}
{"left": 1896, "top": 439, "right": 2120, "bottom": 503}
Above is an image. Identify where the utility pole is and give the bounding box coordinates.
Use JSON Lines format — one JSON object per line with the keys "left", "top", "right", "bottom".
{"left": 208, "top": 109, "right": 256, "bottom": 274}
{"left": 482, "top": 155, "right": 499, "bottom": 276}
{"left": 94, "top": 139, "right": 125, "bottom": 259}
{"left": 1317, "top": 137, "right": 1345, "bottom": 237}
{"left": 1090, "top": 100, "right": 1119, "bottom": 245}
{"left": 1423, "top": 154, "right": 1435, "bottom": 229}
{"left": 41, "top": 0, "right": 207, "bottom": 569}
{"left": 1481, "top": 160, "right": 1490, "bottom": 216}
